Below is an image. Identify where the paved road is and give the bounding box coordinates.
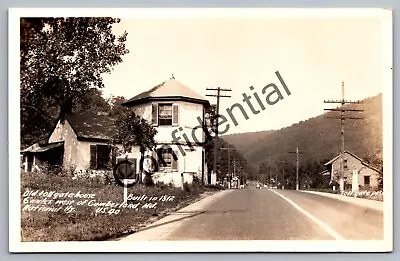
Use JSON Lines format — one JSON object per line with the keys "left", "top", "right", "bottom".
{"left": 122, "top": 188, "right": 383, "bottom": 241}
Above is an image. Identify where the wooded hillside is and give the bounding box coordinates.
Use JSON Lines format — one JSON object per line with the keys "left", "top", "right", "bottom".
{"left": 222, "top": 94, "right": 383, "bottom": 174}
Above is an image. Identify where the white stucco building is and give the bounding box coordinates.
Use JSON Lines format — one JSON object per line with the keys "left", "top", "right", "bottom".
{"left": 121, "top": 77, "right": 211, "bottom": 186}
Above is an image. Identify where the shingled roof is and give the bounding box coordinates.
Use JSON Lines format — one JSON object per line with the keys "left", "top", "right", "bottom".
{"left": 122, "top": 78, "right": 210, "bottom": 107}
{"left": 64, "top": 112, "right": 117, "bottom": 142}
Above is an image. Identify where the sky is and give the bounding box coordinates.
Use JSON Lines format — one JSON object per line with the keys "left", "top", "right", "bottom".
{"left": 101, "top": 12, "right": 388, "bottom": 135}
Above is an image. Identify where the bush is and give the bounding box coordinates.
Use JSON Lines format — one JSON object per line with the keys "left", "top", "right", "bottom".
{"left": 183, "top": 182, "right": 191, "bottom": 192}
{"left": 155, "top": 181, "right": 174, "bottom": 189}
{"left": 143, "top": 174, "right": 155, "bottom": 187}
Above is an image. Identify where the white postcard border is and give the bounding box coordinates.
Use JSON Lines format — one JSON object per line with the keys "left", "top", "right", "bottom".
{"left": 9, "top": 7, "right": 393, "bottom": 252}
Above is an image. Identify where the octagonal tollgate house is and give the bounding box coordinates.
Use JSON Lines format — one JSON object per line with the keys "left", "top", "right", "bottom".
{"left": 121, "top": 76, "right": 211, "bottom": 187}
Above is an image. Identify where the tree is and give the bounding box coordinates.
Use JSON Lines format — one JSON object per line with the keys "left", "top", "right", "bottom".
{"left": 107, "top": 95, "right": 128, "bottom": 118}
{"left": 20, "top": 17, "right": 129, "bottom": 146}
{"left": 73, "top": 88, "right": 111, "bottom": 114}
{"left": 113, "top": 110, "right": 158, "bottom": 185}
{"left": 113, "top": 111, "right": 157, "bottom": 154}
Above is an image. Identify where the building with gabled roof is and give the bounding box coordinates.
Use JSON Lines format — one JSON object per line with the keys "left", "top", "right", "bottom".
{"left": 21, "top": 111, "right": 123, "bottom": 174}
{"left": 324, "top": 151, "right": 381, "bottom": 189}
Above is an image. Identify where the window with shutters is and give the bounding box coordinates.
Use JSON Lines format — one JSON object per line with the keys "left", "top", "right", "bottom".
{"left": 158, "top": 148, "right": 172, "bottom": 171}
{"left": 158, "top": 104, "right": 173, "bottom": 125}
{"left": 90, "top": 144, "right": 111, "bottom": 170}
{"left": 157, "top": 148, "right": 178, "bottom": 172}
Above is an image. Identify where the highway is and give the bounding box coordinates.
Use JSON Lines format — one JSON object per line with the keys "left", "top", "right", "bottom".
{"left": 121, "top": 187, "right": 383, "bottom": 241}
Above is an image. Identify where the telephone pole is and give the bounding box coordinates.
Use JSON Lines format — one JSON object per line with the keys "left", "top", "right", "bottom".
{"left": 206, "top": 87, "right": 232, "bottom": 184}
{"left": 279, "top": 160, "right": 289, "bottom": 189}
{"left": 289, "top": 147, "right": 303, "bottom": 190}
{"left": 221, "top": 147, "right": 235, "bottom": 189}
{"left": 324, "top": 81, "right": 363, "bottom": 191}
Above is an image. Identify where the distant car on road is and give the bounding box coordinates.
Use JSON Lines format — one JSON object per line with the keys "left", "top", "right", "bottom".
{"left": 256, "top": 183, "right": 260, "bottom": 189}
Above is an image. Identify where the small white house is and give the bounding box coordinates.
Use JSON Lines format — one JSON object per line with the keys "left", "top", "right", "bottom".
{"left": 121, "top": 76, "right": 211, "bottom": 187}
{"left": 21, "top": 112, "right": 124, "bottom": 176}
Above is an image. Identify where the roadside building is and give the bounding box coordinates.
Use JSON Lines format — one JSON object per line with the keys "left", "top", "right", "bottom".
{"left": 324, "top": 151, "right": 381, "bottom": 189}
{"left": 121, "top": 76, "right": 211, "bottom": 186}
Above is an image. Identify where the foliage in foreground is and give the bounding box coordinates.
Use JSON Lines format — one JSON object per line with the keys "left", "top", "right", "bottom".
{"left": 21, "top": 172, "right": 218, "bottom": 241}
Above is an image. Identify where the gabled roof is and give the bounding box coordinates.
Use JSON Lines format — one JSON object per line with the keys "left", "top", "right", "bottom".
{"left": 122, "top": 78, "right": 210, "bottom": 107}
{"left": 63, "top": 112, "right": 117, "bottom": 142}
{"left": 324, "top": 151, "right": 381, "bottom": 173}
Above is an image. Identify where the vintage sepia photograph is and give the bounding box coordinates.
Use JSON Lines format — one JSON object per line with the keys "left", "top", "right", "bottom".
{"left": 9, "top": 8, "right": 392, "bottom": 252}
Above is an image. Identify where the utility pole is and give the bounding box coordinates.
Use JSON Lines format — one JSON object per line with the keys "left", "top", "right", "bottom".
{"left": 234, "top": 160, "right": 236, "bottom": 177}
{"left": 324, "top": 81, "right": 363, "bottom": 191}
{"left": 221, "top": 147, "right": 235, "bottom": 189}
{"left": 280, "top": 161, "right": 289, "bottom": 189}
{"left": 206, "top": 87, "right": 232, "bottom": 185}
{"left": 289, "top": 147, "right": 303, "bottom": 190}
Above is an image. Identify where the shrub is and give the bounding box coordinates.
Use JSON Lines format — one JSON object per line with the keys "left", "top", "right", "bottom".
{"left": 183, "top": 182, "right": 191, "bottom": 192}
{"left": 155, "top": 181, "right": 173, "bottom": 189}
{"left": 143, "top": 174, "right": 155, "bottom": 187}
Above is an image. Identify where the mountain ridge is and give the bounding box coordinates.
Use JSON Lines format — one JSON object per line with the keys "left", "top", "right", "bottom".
{"left": 222, "top": 94, "right": 383, "bottom": 170}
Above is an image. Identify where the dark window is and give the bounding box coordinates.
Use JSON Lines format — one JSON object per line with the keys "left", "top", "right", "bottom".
{"left": 97, "top": 145, "right": 111, "bottom": 169}
{"left": 90, "top": 145, "right": 111, "bottom": 170}
{"left": 364, "top": 176, "right": 370, "bottom": 186}
{"left": 343, "top": 159, "right": 348, "bottom": 169}
{"left": 158, "top": 148, "right": 173, "bottom": 170}
{"left": 156, "top": 148, "right": 178, "bottom": 172}
{"left": 158, "top": 104, "right": 173, "bottom": 125}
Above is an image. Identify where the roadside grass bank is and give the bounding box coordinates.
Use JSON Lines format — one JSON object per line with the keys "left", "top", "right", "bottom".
{"left": 20, "top": 171, "right": 222, "bottom": 242}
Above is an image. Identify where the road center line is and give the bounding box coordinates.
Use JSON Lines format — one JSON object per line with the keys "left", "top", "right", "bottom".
{"left": 269, "top": 189, "right": 345, "bottom": 240}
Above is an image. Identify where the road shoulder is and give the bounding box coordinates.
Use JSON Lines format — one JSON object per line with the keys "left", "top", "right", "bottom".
{"left": 300, "top": 190, "right": 383, "bottom": 212}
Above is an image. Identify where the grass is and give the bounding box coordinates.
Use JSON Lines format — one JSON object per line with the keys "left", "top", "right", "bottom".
{"left": 21, "top": 171, "right": 221, "bottom": 241}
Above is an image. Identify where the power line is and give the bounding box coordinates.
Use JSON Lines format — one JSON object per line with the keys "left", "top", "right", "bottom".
{"left": 206, "top": 87, "right": 232, "bottom": 185}
{"left": 323, "top": 81, "right": 363, "bottom": 191}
